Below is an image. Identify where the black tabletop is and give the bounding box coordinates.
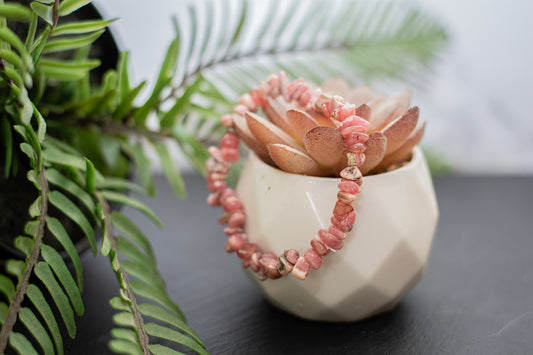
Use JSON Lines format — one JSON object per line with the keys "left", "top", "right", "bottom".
{"left": 65, "top": 174, "right": 533, "bottom": 354}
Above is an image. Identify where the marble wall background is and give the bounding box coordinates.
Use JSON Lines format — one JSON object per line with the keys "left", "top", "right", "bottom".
{"left": 94, "top": 0, "right": 533, "bottom": 174}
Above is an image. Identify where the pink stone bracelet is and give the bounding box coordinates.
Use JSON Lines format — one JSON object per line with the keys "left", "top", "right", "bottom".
{"left": 206, "top": 72, "right": 368, "bottom": 281}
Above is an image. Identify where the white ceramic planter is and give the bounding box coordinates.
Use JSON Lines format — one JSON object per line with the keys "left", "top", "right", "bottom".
{"left": 235, "top": 147, "right": 438, "bottom": 322}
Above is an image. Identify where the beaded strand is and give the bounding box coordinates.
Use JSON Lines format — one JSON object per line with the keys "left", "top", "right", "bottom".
{"left": 206, "top": 72, "right": 370, "bottom": 281}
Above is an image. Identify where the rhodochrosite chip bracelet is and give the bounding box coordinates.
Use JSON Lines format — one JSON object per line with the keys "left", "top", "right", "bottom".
{"left": 205, "top": 73, "right": 369, "bottom": 281}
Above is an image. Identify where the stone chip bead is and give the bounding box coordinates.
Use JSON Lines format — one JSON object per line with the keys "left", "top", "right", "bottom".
{"left": 250, "top": 252, "right": 262, "bottom": 272}
{"left": 304, "top": 248, "right": 322, "bottom": 270}
{"left": 333, "top": 200, "right": 354, "bottom": 219}
{"left": 237, "top": 242, "right": 258, "bottom": 260}
{"left": 292, "top": 257, "right": 311, "bottom": 280}
{"left": 284, "top": 249, "right": 300, "bottom": 265}
{"left": 338, "top": 178, "right": 362, "bottom": 194}
{"left": 337, "top": 191, "right": 356, "bottom": 205}
{"left": 228, "top": 211, "right": 246, "bottom": 228}
{"left": 277, "top": 254, "right": 293, "bottom": 276}
{"left": 227, "top": 234, "right": 246, "bottom": 253}
{"left": 223, "top": 195, "right": 244, "bottom": 212}
{"left": 318, "top": 229, "right": 344, "bottom": 250}
{"left": 311, "top": 238, "right": 329, "bottom": 256}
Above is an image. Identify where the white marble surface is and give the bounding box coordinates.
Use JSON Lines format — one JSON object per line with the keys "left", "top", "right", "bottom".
{"left": 94, "top": 0, "right": 533, "bottom": 174}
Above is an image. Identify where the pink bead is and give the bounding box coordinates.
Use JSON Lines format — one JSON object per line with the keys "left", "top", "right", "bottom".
{"left": 344, "top": 143, "right": 367, "bottom": 155}
{"left": 207, "top": 180, "right": 226, "bottom": 192}
{"left": 205, "top": 157, "right": 229, "bottom": 174}
{"left": 237, "top": 242, "right": 258, "bottom": 259}
{"left": 228, "top": 211, "right": 246, "bottom": 228}
{"left": 328, "top": 225, "right": 347, "bottom": 240}
{"left": 233, "top": 104, "right": 248, "bottom": 116}
{"left": 298, "top": 90, "right": 312, "bottom": 106}
{"left": 227, "top": 234, "right": 246, "bottom": 252}
{"left": 250, "top": 89, "right": 268, "bottom": 107}
{"left": 304, "top": 248, "right": 322, "bottom": 270}
{"left": 291, "top": 84, "right": 307, "bottom": 102}
{"left": 341, "top": 125, "right": 367, "bottom": 139}
{"left": 330, "top": 211, "right": 356, "bottom": 231}
{"left": 220, "top": 133, "right": 240, "bottom": 149}
{"left": 224, "top": 226, "right": 243, "bottom": 235}
{"left": 223, "top": 196, "right": 243, "bottom": 212}
{"left": 220, "top": 114, "right": 234, "bottom": 127}
{"left": 208, "top": 147, "right": 230, "bottom": 168}
{"left": 292, "top": 257, "right": 311, "bottom": 280}
{"left": 219, "top": 188, "right": 236, "bottom": 204}
{"left": 340, "top": 115, "right": 370, "bottom": 131}
{"left": 260, "top": 252, "right": 280, "bottom": 279}
{"left": 218, "top": 212, "right": 230, "bottom": 225}
{"left": 342, "top": 131, "right": 369, "bottom": 146}
{"left": 251, "top": 252, "right": 262, "bottom": 272}
{"left": 284, "top": 249, "right": 300, "bottom": 265}
{"left": 333, "top": 201, "right": 354, "bottom": 219}
{"left": 321, "top": 102, "right": 332, "bottom": 117}
{"left": 311, "top": 238, "right": 329, "bottom": 256}
{"left": 288, "top": 79, "right": 304, "bottom": 100}
{"left": 338, "top": 178, "right": 362, "bottom": 194}
{"left": 330, "top": 216, "right": 351, "bottom": 232}
{"left": 257, "top": 267, "right": 267, "bottom": 281}
{"left": 336, "top": 104, "right": 356, "bottom": 121}
{"left": 278, "top": 71, "right": 290, "bottom": 101}
{"left": 337, "top": 191, "right": 356, "bottom": 204}
{"left": 278, "top": 254, "right": 293, "bottom": 276}
{"left": 207, "top": 172, "right": 227, "bottom": 183}
{"left": 346, "top": 152, "right": 366, "bottom": 167}
{"left": 221, "top": 147, "right": 239, "bottom": 162}
{"left": 207, "top": 192, "right": 221, "bottom": 207}
{"left": 318, "top": 229, "right": 344, "bottom": 250}
{"left": 242, "top": 258, "right": 251, "bottom": 269}
{"left": 239, "top": 93, "right": 258, "bottom": 112}
{"left": 267, "top": 74, "right": 280, "bottom": 97}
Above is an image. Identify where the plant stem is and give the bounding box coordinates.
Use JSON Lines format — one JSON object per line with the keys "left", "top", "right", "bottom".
{"left": 96, "top": 194, "right": 150, "bottom": 355}
{"left": 0, "top": 167, "right": 49, "bottom": 353}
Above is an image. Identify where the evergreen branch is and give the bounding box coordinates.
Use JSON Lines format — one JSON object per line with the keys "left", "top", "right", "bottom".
{"left": 0, "top": 165, "right": 48, "bottom": 353}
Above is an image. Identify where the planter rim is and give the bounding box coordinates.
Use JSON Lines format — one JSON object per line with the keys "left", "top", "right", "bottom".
{"left": 245, "top": 146, "right": 423, "bottom": 182}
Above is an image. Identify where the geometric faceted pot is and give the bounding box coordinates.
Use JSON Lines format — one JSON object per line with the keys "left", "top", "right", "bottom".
{"left": 236, "top": 147, "right": 439, "bottom": 322}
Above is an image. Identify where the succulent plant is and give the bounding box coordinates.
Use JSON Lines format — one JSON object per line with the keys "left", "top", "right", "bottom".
{"left": 227, "top": 73, "right": 426, "bottom": 177}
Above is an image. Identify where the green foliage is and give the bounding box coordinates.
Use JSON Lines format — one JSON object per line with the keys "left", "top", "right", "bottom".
{"left": 0, "top": 0, "right": 449, "bottom": 354}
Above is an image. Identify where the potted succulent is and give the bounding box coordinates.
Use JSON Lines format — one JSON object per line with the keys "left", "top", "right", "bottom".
{"left": 206, "top": 75, "right": 438, "bottom": 321}
{"left": 0, "top": 0, "right": 447, "bottom": 352}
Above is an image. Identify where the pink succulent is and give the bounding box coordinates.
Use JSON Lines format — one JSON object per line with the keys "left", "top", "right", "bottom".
{"left": 227, "top": 72, "right": 426, "bottom": 176}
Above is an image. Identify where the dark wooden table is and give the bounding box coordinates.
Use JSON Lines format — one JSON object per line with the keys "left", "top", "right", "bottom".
{"left": 65, "top": 174, "right": 533, "bottom": 354}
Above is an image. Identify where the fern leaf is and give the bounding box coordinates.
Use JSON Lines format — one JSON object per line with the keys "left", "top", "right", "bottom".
{"left": 120, "top": 141, "right": 155, "bottom": 196}
{"left": 148, "top": 343, "right": 186, "bottom": 355}
{"left": 33, "top": 262, "right": 76, "bottom": 339}
{"left": 46, "top": 168, "right": 96, "bottom": 214}
{"left": 46, "top": 216, "right": 83, "bottom": 290}
{"left": 120, "top": 260, "right": 166, "bottom": 291}
{"left": 152, "top": 141, "right": 186, "bottom": 199}
{"left": 43, "top": 30, "right": 105, "bottom": 54}
{"left": 137, "top": 304, "right": 203, "bottom": 347}
{"left": 109, "top": 338, "right": 143, "bottom": 355}
{"left": 95, "top": 177, "right": 148, "bottom": 196}
{"left": 26, "top": 284, "right": 63, "bottom": 355}
{"left": 111, "top": 212, "right": 155, "bottom": 260}
{"left": 48, "top": 190, "right": 97, "bottom": 255}
{"left": 14, "top": 236, "right": 33, "bottom": 257}
{"left": 100, "top": 190, "right": 162, "bottom": 227}
{"left": 0, "top": 275, "right": 15, "bottom": 303}
{"left": 40, "top": 245, "right": 84, "bottom": 316}
{"left": 5, "top": 260, "right": 25, "bottom": 282}
{"left": 19, "top": 307, "right": 55, "bottom": 355}
{"left": 129, "top": 281, "right": 185, "bottom": 320}
{"left": 8, "top": 331, "right": 39, "bottom": 355}
{"left": 144, "top": 323, "right": 209, "bottom": 355}
{"left": 52, "top": 19, "right": 116, "bottom": 36}
{"left": 30, "top": 2, "right": 53, "bottom": 25}
{"left": 115, "top": 236, "right": 154, "bottom": 268}
{"left": 0, "top": 303, "right": 8, "bottom": 324}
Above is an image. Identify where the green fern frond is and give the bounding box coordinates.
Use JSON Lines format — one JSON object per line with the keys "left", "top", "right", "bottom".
{"left": 159, "top": 0, "right": 448, "bottom": 147}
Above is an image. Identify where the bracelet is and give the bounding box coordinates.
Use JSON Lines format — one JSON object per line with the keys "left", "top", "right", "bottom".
{"left": 205, "top": 72, "right": 369, "bottom": 280}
